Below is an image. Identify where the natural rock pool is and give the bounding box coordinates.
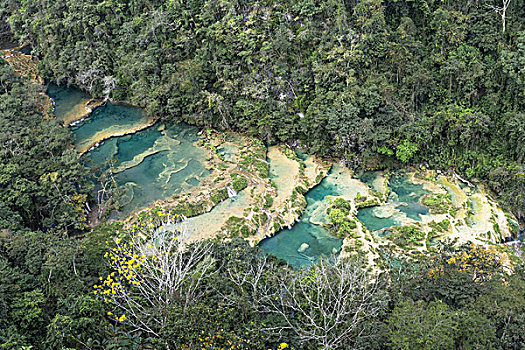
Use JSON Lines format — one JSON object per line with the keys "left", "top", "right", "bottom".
{"left": 49, "top": 84, "right": 518, "bottom": 267}
{"left": 50, "top": 86, "right": 211, "bottom": 217}
{"left": 186, "top": 190, "right": 252, "bottom": 241}
{"left": 87, "top": 123, "right": 210, "bottom": 217}
{"left": 71, "top": 103, "right": 154, "bottom": 153}
{"left": 47, "top": 83, "right": 93, "bottom": 125}
{"left": 259, "top": 166, "right": 368, "bottom": 267}
{"left": 258, "top": 172, "right": 343, "bottom": 267}
{"left": 357, "top": 171, "right": 430, "bottom": 232}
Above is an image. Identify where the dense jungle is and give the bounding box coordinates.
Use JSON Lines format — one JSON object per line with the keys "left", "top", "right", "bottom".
{"left": 1, "top": 0, "right": 525, "bottom": 349}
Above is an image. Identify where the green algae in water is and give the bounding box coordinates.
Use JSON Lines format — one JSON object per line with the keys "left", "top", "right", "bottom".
{"left": 259, "top": 173, "right": 343, "bottom": 268}
{"left": 47, "top": 83, "right": 92, "bottom": 123}
{"left": 85, "top": 122, "right": 209, "bottom": 216}
{"left": 71, "top": 103, "right": 151, "bottom": 152}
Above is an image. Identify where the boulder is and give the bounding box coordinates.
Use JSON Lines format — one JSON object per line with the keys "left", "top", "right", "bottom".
{"left": 297, "top": 243, "right": 310, "bottom": 253}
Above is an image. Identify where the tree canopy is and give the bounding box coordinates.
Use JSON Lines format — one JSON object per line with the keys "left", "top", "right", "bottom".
{"left": 2, "top": 0, "right": 524, "bottom": 216}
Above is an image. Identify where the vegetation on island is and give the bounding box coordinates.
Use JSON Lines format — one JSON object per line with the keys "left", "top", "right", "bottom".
{"left": 326, "top": 198, "right": 358, "bottom": 238}
{"left": 2, "top": 205, "right": 524, "bottom": 349}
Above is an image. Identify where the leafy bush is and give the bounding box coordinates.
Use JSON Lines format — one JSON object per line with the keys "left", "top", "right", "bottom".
{"left": 356, "top": 198, "right": 381, "bottom": 209}
{"left": 422, "top": 194, "right": 452, "bottom": 214}
{"left": 211, "top": 188, "right": 229, "bottom": 204}
{"left": 231, "top": 173, "right": 248, "bottom": 192}
{"left": 389, "top": 225, "right": 425, "bottom": 247}
{"left": 294, "top": 185, "right": 307, "bottom": 195}
{"left": 263, "top": 194, "right": 273, "bottom": 208}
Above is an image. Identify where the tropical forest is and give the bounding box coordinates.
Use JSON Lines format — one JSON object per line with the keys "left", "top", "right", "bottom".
{"left": 0, "top": 0, "right": 525, "bottom": 349}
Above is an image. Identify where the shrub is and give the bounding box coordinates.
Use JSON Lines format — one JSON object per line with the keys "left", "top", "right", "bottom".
{"left": 263, "top": 194, "right": 273, "bottom": 208}
{"left": 356, "top": 197, "right": 380, "bottom": 209}
{"left": 211, "top": 188, "right": 229, "bottom": 204}
{"left": 295, "top": 185, "right": 307, "bottom": 195}
{"left": 422, "top": 193, "right": 451, "bottom": 214}
{"left": 241, "top": 225, "right": 250, "bottom": 237}
{"left": 231, "top": 173, "right": 248, "bottom": 192}
{"left": 389, "top": 225, "right": 425, "bottom": 247}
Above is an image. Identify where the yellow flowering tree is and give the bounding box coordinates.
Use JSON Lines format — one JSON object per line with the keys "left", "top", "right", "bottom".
{"left": 94, "top": 209, "right": 216, "bottom": 338}
{"left": 428, "top": 244, "right": 508, "bottom": 282}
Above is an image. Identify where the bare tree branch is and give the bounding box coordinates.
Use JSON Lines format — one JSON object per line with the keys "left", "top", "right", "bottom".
{"left": 257, "top": 257, "right": 388, "bottom": 349}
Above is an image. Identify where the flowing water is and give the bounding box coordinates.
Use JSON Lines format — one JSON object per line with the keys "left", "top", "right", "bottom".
{"left": 217, "top": 143, "right": 238, "bottom": 162}
{"left": 359, "top": 171, "right": 384, "bottom": 192}
{"left": 71, "top": 103, "right": 153, "bottom": 153}
{"left": 86, "top": 123, "right": 210, "bottom": 216}
{"left": 48, "top": 85, "right": 453, "bottom": 264}
{"left": 357, "top": 206, "right": 399, "bottom": 232}
{"left": 185, "top": 191, "right": 252, "bottom": 240}
{"left": 259, "top": 166, "right": 365, "bottom": 267}
{"left": 49, "top": 85, "right": 211, "bottom": 216}
{"left": 357, "top": 171, "right": 430, "bottom": 232}
{"left": 46, "top": 83, "right": 92, "bottom": 124}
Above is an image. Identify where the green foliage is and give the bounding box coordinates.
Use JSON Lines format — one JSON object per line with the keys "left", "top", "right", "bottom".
{"left": 377, "top": 145, "right": 394, "bottom": 156}
{"left": 3, "top": 0, "right": 525, "bottom": 218}
{"left": 231, "top": 173, "right": 248, "bottom": 192}
{"left": 355, "top": 197, "right": 381, "bottom": 209}
{"left": 174, "top": 201, "right": 206, "bottom": 217}
{"left": 224, "top": 216, "right": 249, "bottom": 237}
{"left": 338, "top": 220, "right": 357, "bottom": 237}
{"left": 326, "top": 198, "right": 357, "bottom": 237}
{"left": 211, "top": 188, "right": 229, "bottom": 205}
{"left": 328, "top": 208, "right": 346, "bottom": 225}
{"left": 294, "top": 185, "right": 307, "bottom": 195}
{"left": 428, "top": 219, "right": 450, "bottom": 241}
{"left": 239, "top": 139, "right": 268, "bottom": 178}
{"left": 396, "top": 139, "right": 419, "bottom": 163}
{"left": 11, "top": 289, "right": 46, "bottom": 336}
{"left": 0, "top": 60, "right": 92, "bottom": 233}
{"left": 388, "top": 300, "right": 457, "bottom": 350}
{"left": 332, "top": 197, "right": 352, "bottom": 211}
{"left": 1, "top": 222, "right": 524, "bottom": 349}
{"left": 240, "top": 225, "right": 250, "bottom": 238}
{"left": 389, "top": 225, "right": 425, "bottom": 247}
{"left": 422, "top": 193, "right": 452, "bottom": 214}
{"left": 0, "top": 230, "right": 110, "bottom": 349}
{"left": 2, "top": 1, "right": 525, "bottom": 348}
{"left": 263, "top": 194, "right": 273, "bottom": 208}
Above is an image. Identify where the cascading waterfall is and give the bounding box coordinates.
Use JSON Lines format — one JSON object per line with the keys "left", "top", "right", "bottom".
{"left": 226, "top": 186, "right": 237, "bottom": 198}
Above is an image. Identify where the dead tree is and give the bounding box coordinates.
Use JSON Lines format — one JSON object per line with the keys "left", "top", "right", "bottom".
{"left": 487, "top": 0, "right": 511, "bottom": 33}
{"left": 228, "top": 256, "right": 389, "bottom": 349}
